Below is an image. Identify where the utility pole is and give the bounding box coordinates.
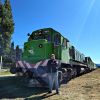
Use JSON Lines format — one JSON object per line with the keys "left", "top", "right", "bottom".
{"left": 0, "top": 56, "right": 2, "bottom": 70}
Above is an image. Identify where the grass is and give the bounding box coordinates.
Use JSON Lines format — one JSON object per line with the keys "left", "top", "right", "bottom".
{"left": 0, "top": 71, "right": 11, "bottom": 75}
{"left": 0, "top": 69, "right": 12, "bottom": 75}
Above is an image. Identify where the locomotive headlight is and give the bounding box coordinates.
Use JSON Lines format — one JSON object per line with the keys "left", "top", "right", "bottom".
{"left": 39, "top": 44, "right": 43, "bottom": 48}
{"left": 28, "top": 49, "right": 34, "bottom": 55}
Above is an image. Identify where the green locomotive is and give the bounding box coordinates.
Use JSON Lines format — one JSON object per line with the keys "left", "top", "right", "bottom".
{"left": 10, "top": 28, "right": 96, "bottom": 86}
{"left": 23, "top": 28, "right": 85, "bottom": 64}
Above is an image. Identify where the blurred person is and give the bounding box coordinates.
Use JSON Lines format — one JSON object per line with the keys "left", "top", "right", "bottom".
{"left": 47, "top": 54, "right": 59, "bottom": 94}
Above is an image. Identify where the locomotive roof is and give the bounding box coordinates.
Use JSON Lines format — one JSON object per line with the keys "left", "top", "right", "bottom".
{"left": 31, "top": 28, "right": 69, "bottom": 42}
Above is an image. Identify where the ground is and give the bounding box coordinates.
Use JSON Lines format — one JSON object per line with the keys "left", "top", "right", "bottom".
{"left": 0, "top": 69, "right": 100, "bottom": 100}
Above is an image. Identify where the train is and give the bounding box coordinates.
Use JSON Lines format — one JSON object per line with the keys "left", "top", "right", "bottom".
{"left": 10, "top": 28, "right": 96, "bottom": 87}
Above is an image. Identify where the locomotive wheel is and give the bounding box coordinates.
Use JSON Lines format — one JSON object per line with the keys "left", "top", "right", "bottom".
{"left": 67, "top": 68, "right": 73, "bottom": 80}
{"left": 72, "top": 68, "right": 77, "bottom": 78}
{"left": 59, "top": 68, "right": 67, "bottom": 73}
{"left": 10, "top": 67, "right": 17, "bottom": 74}
{"left": 76, "top": 67, "right": 81, "bottom": 75}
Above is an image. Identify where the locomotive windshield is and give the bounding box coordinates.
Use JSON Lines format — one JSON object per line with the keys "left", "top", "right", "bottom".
{"left": 28, "top": 30, "right": 51, "bottom": 42}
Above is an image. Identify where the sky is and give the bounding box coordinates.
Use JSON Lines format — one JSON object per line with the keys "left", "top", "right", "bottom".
{"left": 2, "top": 0, "right": 100, "bottom": 63}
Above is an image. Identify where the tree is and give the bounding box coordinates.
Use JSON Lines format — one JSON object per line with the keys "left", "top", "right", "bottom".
{"left": 0, "top": 0, "right": 3, "bottom": 56}
{"left": 0, "top": 0, "right": 3, "bottom": 18}
{"left": 16, "top": 45, "right": 22, "bottom": 61}
{"left": 0, "top": 0, "right": 14, "bottom": 57}
{"left": 16, "top": 45, "right": 20, "bottom": 61}
{"left": 11, "top": 42, "right": 14, "bottom": 50}
{"left": 3, "top": 0, "right": 14, "bottom": 34}
{"left": 10, "top": 42, "right": 15, "bottom": 61}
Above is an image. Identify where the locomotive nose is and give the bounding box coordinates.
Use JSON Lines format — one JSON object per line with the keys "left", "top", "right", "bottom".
{"left": 23, "top": 39, "right": 53, "bottom": 63}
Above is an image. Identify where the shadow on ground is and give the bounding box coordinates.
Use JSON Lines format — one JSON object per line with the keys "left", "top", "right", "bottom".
{"left": 0, "top": 76, "right": 53, "bottom": 99}
{"left": 25, "top": 92, "right": 57, "bottom": 100}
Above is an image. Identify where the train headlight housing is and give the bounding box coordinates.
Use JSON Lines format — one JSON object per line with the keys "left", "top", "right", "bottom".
{"left": 39, "top": 44, "right": 43, "bottom": 48}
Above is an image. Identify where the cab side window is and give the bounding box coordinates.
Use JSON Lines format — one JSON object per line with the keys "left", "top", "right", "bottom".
{"left": 62, "top": 38, "right": 67, "bottom": 48}
{"left": 46, "top": 34, "right": 51, "bottom": 42}
{"left": 54, "top": 34, "right": 60, "bottom": 45}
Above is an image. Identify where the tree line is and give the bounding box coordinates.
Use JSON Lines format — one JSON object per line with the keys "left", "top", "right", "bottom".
{"left": 0, "top": 0, "right": 22, "bottom": 67}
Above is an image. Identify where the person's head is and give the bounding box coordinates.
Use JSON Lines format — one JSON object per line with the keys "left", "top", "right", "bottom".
{"left": 51, "top": 54, "right": 55, "bottom": 60}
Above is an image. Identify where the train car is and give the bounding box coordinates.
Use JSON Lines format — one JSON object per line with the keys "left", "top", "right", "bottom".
{"left": 10, "top": 28, "right": 96, "bottom": 87}
{"left": 85, "top": 57, "right": 96, "bottom": 70}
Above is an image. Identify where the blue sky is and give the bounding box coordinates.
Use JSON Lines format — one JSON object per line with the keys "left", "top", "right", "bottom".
{"left": 2, "top": 0, "right": 100, "bottom": 63}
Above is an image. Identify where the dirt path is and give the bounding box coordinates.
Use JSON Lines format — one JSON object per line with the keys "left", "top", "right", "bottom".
{"left": 42, "top": 69, "right": 100, "bottom": 100}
